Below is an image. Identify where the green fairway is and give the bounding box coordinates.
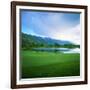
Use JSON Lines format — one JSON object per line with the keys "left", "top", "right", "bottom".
{"left": 21, "top": 50, "right": 80, "bottom": 78}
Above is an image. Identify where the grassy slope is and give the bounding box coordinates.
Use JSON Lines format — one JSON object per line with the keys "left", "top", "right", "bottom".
{"left": 21, "top": 50, "right": 80, "bottom": 78}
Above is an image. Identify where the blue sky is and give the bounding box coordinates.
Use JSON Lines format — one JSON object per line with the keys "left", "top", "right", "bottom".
{"left": 21, "top": 10, "right": 80, "bottom": 44}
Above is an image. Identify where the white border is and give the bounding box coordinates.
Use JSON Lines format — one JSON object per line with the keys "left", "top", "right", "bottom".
{"left": 16, "top": 5, "right": 85, "bottom": 85}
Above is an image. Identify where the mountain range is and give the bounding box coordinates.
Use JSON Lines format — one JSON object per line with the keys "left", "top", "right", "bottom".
{"left": 22, "top": 33, "right": 73, "bottom": 48}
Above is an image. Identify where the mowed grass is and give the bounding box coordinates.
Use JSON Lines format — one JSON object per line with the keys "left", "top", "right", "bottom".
{"left": 21, "top": 50, "right": 80, "bottom": 78}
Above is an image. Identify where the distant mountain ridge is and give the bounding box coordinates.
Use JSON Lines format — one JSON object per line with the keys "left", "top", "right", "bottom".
{"left": 22, "top": 33, "right": 73, "bottom": 49}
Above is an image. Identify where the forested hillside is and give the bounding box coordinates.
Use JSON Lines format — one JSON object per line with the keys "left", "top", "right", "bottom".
{"left": 21, "top": 33, "right": 80, "bottom": 49}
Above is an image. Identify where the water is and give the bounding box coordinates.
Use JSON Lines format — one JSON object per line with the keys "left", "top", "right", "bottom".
{"left": 32, "top": 48, "right": 80, "bottom": 53}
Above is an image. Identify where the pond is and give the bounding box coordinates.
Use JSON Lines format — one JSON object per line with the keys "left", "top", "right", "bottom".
{"left": 31, "top": 48, "right": 80, "bottom": 53}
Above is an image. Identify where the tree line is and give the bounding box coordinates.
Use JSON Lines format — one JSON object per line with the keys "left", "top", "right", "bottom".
{"left": 21, "top": 33, "right": 80, "bottom": 50}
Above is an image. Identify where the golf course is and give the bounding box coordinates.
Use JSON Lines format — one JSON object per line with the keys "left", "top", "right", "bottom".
{"left": 20, "top": 10, "right": 81, "bottom": 79}
{"left": 21, "top": 50, "right": 80, "bottom": 78}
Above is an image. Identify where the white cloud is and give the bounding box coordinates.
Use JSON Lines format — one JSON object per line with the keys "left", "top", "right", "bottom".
{"left": 26, "top": 12, "right": 80, "bottom": 45}
{"left": 50, "top": 24, "right": 81, "bottom": 45}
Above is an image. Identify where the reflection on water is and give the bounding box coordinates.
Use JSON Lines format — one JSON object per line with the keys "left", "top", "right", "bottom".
{"left": 32, "top": 48, "right": 80, "bottom": 53}
{"left": 63, "top": 48, "right": 80, "bottom": 53}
